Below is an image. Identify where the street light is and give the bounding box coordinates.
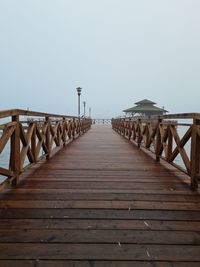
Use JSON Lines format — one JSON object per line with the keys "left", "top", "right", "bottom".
{"left": 83, "top": 101, "right": 86, "bottom": 117}
{"left": 89, "top": 107, "right": 91, "bottom": 118}
{"left": 76, "top": 87, "right": 82, "bottom": 117}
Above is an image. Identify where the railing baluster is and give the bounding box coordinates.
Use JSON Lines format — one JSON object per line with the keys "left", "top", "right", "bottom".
{"left": 190, "top": 119, "right": 200, "bottom": 190}
{"left": 62, "top": 117, "right": 67, "bottom": 146}
{"left": 72, "top": 118, "right": 75, "bottom": 139}
{"left": 137, "top": 119, "right": 142, "bottom": 148}
{"left": 45, "top": 116, "right": 50, "bottom": 160}
{"left": 10, "top": 115, "right": 20, "bottom": 186}
{"left": 156, "top": 119, "right": 162, "bottom": 162}
{"left": 167, "top": 125, "right": 173, "bottom": 162}
{"left": 31, "top": 122, "right": 37, "bottom": 163}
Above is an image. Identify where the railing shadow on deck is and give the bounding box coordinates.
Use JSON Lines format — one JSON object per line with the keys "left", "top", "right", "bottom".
{"left": 112, "top": 113, "right": 200, "bottom": 190}
{"left": 0, "top": 109, "right": 92, "bottom": 191}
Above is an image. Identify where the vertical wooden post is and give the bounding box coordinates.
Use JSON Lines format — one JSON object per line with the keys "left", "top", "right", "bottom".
{"left": 67, "top": 120, "right": 71, "bottom": 140}
{"left": 120, "top": 119, "right": 122, "bottom": 135}
{"left": 167, "top": 125, "right": 173, "bottom": 162}
{"left": 83, "top": 118, "right": 86, "bottom": 134}
{"left": 128, "top": 119, "right": 132, "bottom": 140}
{"left": 125, "top": 121, "right": 128, "bottom": 137}
{"left": 190, "top": 119, "right": 200, "bottom": 190}
{"left": 62, "top": 117, "right": 66, "bottom": 147}
{"left": 137, "top": 119, "right": 141, "bottom": 148}
{"left": 145, "top": 122, "right": 150, "bottom": 148}
{"left": 45, "top": 116, "right": 50, "bottom": 160}
{"left": 79, "top": 118, "right": 81, "bottom": 135}
{"left": 31, "top": 122, "right": 37, "bottom": 163}
{"left": 123, "top": 119, "right": 126, "bottom": 136}
{"left": 10, "top": 115, "right": 20, "bottom": 186}
{"left": 72, "top": 118, "right": 76, "bottom": 140}
{"left": 156, "top": 119, "right": 162, "bottom": 162}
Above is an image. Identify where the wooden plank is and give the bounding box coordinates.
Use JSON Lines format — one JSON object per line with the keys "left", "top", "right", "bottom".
{"left": 0, "top": 229, "right": 200, "bottom": 244}
{"left": 5, "top": 188, "right": 197, "bottom": 195}
{"left": 1, "top": 200, "right": 200, "bottom": 210}
{"left": 19, "top": 181, "right": 189, "bottom": 190}
{"left": 1, "top": 219, "right": 200, "bottom": 231}
{"left": 2, "top": 192, "right": 200, "bottom": 202}
{"left": 1, "top": 260, "right": 199, "bottom": 267}
{"left": 1, "top": 124, "right": 200, "bottom": 264}
{"left": 1, "top": 208, "right": 200, "bottom": 220}
{"left": 0, "top": 243, "right": 200, "bottom": 260}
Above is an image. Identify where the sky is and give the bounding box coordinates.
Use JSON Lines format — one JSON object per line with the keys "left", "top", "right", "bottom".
{"left": 0, "top": 0, "right": 200, "bottom": 118}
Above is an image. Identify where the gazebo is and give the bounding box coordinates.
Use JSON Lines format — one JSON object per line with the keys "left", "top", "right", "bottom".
{"left": 123, "top": 99, "right": 168, "bottom": 117}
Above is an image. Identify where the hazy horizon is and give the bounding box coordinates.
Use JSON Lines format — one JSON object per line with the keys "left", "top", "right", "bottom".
{"left": 0, "top": 0, "right": 200, "bottom": 118}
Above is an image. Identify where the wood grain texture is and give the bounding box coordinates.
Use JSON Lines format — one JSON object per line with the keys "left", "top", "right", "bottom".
{"left": 0, "top": 125, "right": 200, "bottom": 266}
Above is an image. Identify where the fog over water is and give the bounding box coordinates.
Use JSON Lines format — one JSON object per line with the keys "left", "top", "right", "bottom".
{"left": 0, "top": 0, "right": 200, "bottom": 118}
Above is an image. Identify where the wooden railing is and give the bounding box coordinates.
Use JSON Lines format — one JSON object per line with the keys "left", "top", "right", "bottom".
{"left": 112, "top": 113, "right": 200, "bottom": 190}
{"left": 0, "top": 109, "right": 92, "bottom": 191}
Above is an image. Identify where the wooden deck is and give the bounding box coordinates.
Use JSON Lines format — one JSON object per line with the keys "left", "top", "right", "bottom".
{"left": 0, "top": 125, "right": 200, "bottom": 266}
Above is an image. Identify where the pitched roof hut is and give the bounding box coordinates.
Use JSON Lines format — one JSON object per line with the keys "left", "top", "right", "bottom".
{"left": 123, "top": 99, "right": 168, "bottom": 116}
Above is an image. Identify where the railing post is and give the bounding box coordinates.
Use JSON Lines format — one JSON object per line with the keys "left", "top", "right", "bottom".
{"left": 10, "top": 115, "right": 20, "bottom": 186}
{"left": 45, "top": 116, "right": 50, "bottom": 160}
{"left": 31, "top": 122, "right": 37, "bottom": 163}
{"left": 156, "top": 118, "right": 162, "bottom": 162}
{"left": 80, "top": 118, "right": 83, "bottom": 135}
{"left": 137, "top": 119, "right": 141, "bottom": 148}
{"left": 128, "top": 119, "right": 132, "bottom": 140}
{"left": 123, "top": 119, "right": 126, "bottom": 136}
{"left": 145, "top": 121, "right": 150, "bottom": 148}
{"left": 167, "top": 125, "right": 173, "bottom": 162}
{"left": 62, "top": 117, "right": 67, "bottom": 147}
{"left": 72, "top": 118, "right": 76, "bottom": 139}
{"left": 67, "top": 120, "right": 71, "bottom": 139}
{"left": 190, "top": 119, "right": 200, "bottom": 190}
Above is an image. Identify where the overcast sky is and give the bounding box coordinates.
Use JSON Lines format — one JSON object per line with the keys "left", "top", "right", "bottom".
{"left": 0, "top": 0, "right": 200, "bottom": 118}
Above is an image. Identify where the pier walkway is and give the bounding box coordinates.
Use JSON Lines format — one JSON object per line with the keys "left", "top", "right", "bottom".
{"left": 1, "top": 125, "right": 200, "bottom": 266}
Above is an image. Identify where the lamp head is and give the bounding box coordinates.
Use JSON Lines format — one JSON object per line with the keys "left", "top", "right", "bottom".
{"left": 76, "top": 87, "right": 82, "bottom": 95}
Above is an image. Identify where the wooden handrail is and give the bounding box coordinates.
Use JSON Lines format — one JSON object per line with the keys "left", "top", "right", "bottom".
{"left": 112, "top": 114, "right": 200, "bottom": 190}
{"left": 122, "top": 112, "right": 200, "bottom": 120}
{"left": 0, "top": 109, "right": 92, "bottom": 191}
{"left": 0, "top": 108, "right": 76, "bottom": 119}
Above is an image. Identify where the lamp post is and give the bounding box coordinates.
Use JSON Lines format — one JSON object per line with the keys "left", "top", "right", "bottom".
{"left": 76, "top": 87, "right": 82, "bottom": 117}
{"left": 89, "top": 107, "right": 91, "bottom": 118}
{"left": 83, "top": 101, "right": 86, "bottom": 117}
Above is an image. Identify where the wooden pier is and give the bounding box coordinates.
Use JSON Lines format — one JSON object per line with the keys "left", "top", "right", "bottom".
{"left": 0, "top": 110, "right": 200, "bottom": 266}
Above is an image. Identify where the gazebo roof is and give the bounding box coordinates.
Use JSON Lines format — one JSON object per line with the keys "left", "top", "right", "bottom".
{"left": 123, "top": 99, "right": 168, "bottom": 113}
{"left": 134, "top": 99, "right": 156, "bottom": 105}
